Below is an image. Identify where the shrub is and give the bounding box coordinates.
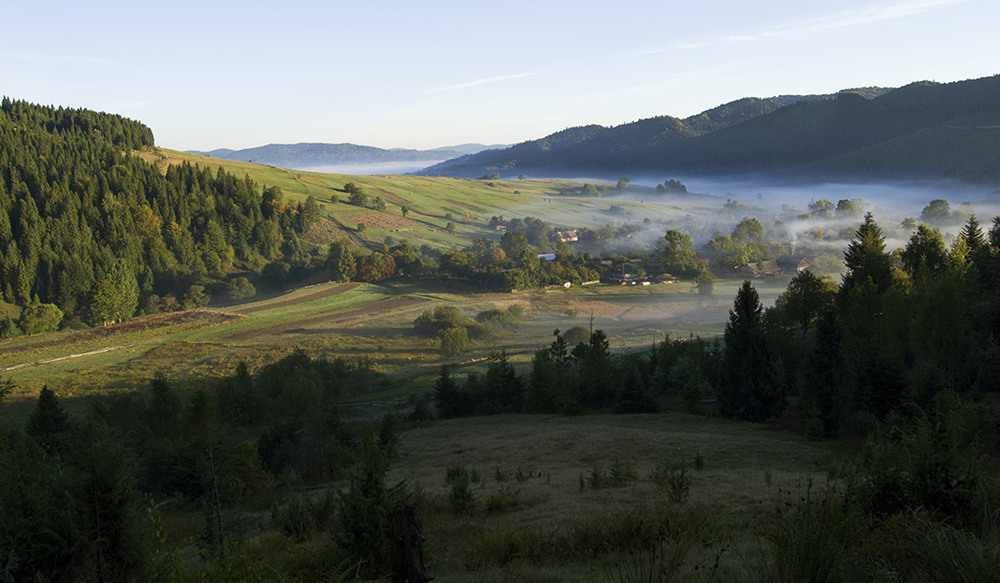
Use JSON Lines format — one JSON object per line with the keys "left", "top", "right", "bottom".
{"left": 609, "top": 459, "right": 639, "bottom": 486}
{"left": 17, "top": 303, "right": 62, "bottom": 335}
{"left": 270, "top": 495, "right": 316, "bottom": 541}
{"left": 651, "top": 460, "right": 691, "bottom": 503}
{"left": 445, "top": 464, "right": 469, "bottom": 486}
{"left": 440, "top": 326, "right": 469, "bottom": 356}
{"left": 562, "top": 325, "right": 590, "bottom": 347}
{"left": 448, "top": 476, "right": 475, "bottom": 515}
{"left": 484, "top": 486, "right": 520, "bottom": 514}
{"left": 226, "top": 277, "right": 256, "bottom": 302}
{"left": 582, "top": 464, "right": 610, "bottom": 490}
{"left": 0, "top": 316, "right": 19, "bottom": 339}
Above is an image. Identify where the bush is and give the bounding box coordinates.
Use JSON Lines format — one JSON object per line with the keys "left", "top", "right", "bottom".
{"left": 270, "top": 495, "right": 316, "bottom": 541}
{"left": 484, "top": 486, "right": 520, "bottom": 514}
{"left": 226, "top": 277, "right": 256, "bottom": 302}
{"left": 262, "top": 261, "right": 290, "bottom": 287}
{"left": 651, "top": 460, "right": 691, "bottom": 503}
{"left": 0, "top": 316, "right": 19, "bottom": 339}
{"left": 609, "top": 458, "right": 639, "bottom": 486}
{"left": 182, "top": 285, "right": 211, "bottom": 309}
{"left": 562, "top": 325, "right": 590, "bottom": 347}
{"left": 440, "top": 326, "right": 469, "bottom": 356}
{"left": 448, "top": 471, "right": 475, "bottom": 514}
{"left": 17, "top": 303, "right": 63, "bottom": 335}
{"left": 476, "top": 304, "right": 526, "bottom": 328}
{"left": 416, "top": 305, "right": 483, "bottom": 338}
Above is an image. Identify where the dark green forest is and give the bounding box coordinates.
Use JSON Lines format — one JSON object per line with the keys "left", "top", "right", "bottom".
{"left": 0, "top": 99, "right": 319, "bottom": 328}
{"left": 421, "top": 74, "right": 1000, "bottom": 183}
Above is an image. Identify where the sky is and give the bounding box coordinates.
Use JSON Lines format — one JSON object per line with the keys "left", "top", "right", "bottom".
{"left": 3, "top": 0, "right": 998, "bottom": 152}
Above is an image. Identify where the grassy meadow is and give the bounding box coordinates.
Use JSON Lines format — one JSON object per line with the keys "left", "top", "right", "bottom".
{"left": 387, "top": 412, "right": 839, "bottom": 582}
{"left": 0, "top": 274, "right": 787, "bottom": 411}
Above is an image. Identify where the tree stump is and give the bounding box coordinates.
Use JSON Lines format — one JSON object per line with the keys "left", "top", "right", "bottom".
{"left": 388, "top": 503, "right": 433, "bottom": 583}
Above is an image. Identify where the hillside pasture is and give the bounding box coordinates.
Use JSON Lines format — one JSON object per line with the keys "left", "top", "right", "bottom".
{"left": 136, "top": 148, "right": 722, "bottom": 253}
{"left": 388, "top": 412, "right": 837, "bottom": 581}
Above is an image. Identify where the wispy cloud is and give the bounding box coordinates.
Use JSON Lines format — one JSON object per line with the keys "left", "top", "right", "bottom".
{"left": 630, "top": 0, "right": 970, "bottom": 56}
{"left": 425, "top": 70, "right": 549, "bottom": 94}
{"left": 723, "top": 0, "right": 971, "bottom": 42}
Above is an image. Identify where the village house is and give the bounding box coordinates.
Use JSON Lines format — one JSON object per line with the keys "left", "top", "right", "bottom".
{"left": 557, "top": 229, "right": 579, "bottom": 243}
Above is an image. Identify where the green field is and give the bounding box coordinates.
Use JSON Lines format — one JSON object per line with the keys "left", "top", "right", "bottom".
{"left": 0, "top": 275, "right": 788, "bottom": 408}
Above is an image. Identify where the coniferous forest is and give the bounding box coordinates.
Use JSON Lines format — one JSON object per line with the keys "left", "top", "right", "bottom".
{"left": 0, "top": 99, "right": 319, "bottom": 328}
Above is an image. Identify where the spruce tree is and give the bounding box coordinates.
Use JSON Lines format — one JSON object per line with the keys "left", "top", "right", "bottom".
{"left": 720, "top": 281, "right": 784, "bottom": 421}
{"left": 25, "top": 386, "right": 70, "bottom": 450}
{"left": 432, "top": 365, "right": 460, "bottom": 418}
{"left": 71, "top": 418, "right": 154, "bottom": 581}
{"left": 841, "top": 212, "right": 894, "bottom": 295}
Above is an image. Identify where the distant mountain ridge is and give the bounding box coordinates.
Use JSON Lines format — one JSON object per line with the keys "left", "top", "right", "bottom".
{"left": 190, "top": 142, "right": 505, "bottom": 169}
{"left": 417, "top": 77, "right": 1000, "bottom": 184}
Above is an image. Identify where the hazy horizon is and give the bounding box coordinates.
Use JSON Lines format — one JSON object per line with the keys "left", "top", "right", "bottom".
{"left": 4, "top": 0, "right": 997, "bottom": 152}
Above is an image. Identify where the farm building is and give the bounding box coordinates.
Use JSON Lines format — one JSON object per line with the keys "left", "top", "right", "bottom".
{"left": 557, "top": 229, "right": 579, "bottom": 242}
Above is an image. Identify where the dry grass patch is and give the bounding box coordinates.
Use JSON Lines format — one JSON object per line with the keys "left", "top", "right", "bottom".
{"left": 390, "top": 413, "right": 835, "bottom": 529}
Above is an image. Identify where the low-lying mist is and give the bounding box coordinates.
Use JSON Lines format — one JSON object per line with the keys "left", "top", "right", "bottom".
{"left": 300, "top": 160, "right": 448, "bottom": 175}
{"left": 510, "top": 174, "right": 1000, "bottom": 267}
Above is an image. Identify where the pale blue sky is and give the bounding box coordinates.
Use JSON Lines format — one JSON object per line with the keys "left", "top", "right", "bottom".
{"left": 3, "top": 0, "right": 996, "bottom": 151}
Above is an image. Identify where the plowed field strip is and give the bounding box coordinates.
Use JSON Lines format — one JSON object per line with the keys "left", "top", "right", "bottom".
{"left": 224, "top": 297, "right": 426, "bottom": 341}
{"left": 232, "top": 282, "right": 358, "bottom": 314}
{"left": 0, "top": 310, "right": 241, "bottom": 358}
{"left": 3, "top": 344, "right": 129, "bottom": 372}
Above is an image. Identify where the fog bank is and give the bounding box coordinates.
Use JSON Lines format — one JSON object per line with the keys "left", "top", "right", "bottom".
{"left": 299, "top": 160, "right": 448, "bottom": 175}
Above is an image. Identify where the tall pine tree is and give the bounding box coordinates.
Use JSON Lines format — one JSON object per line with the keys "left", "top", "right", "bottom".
{"left": 720, "top": 281, "right": 784, "bottom": 421}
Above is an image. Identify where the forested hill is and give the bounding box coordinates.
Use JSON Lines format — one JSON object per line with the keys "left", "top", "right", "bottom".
{"left": 419, "top": 75, "right": 1000, "bottom": 184}
{"left": 0, "top": 98, "right": 318, "bottom": 326}
{"left": 189, "top": 142, "right": 497, "bottom": 168}
{"left": 418, "top": 96, "right": 794, "bottom": 177}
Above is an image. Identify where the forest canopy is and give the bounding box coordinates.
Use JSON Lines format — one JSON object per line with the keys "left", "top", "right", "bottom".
{"left": 0, "top": 98, "right": 318, "bottom": 326}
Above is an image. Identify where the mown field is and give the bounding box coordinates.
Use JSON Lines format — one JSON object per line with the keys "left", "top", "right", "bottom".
{"left": 0, "top": 274, "right": 789, "bottom": 416}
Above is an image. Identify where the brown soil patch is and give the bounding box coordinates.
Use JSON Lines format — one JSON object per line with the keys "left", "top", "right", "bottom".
{"left": 0, "top": 310, "right": 243, "bottom": 358}
{"left": 443, "top": 198, "right": 480, "bottom": 211}
{"left": 341, "top": 212, "right": 417, "bottom": 229}
{"left": 224, "top": 296, "right": 427, "bottom": 341}
{"left": 232, "top": 282, "right": 358, "bottom": 314}
{"left": 361, "top": 184, "right": 408, "bottom": 205}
